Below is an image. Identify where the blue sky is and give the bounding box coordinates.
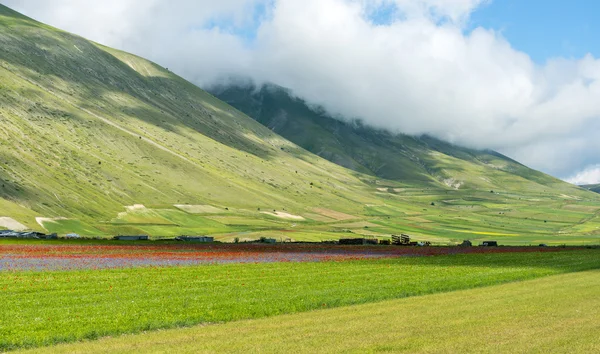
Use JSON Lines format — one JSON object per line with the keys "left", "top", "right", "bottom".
{"left": 469, "top": 0, "right": 598, "bottom": 63}
{"left": 201, "top": 1, "right": 272, "bottom": 46}
{"left": 205, "top": 0, "right": 600, "bottom": 63}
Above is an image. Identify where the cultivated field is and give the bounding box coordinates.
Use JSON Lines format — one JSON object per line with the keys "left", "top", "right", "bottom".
{"left": 1, "top": 240, "right": 599, "bottom": 351}
{"left": 0, "top": 240, "right": 574, "bottom": 271}
{"left": 29, "top": 270, "right": 599, "bottom": 353}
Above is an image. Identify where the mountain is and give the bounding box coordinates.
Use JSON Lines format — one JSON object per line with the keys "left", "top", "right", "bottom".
{"left": 0, "top": 4, "right": 382, "bottom": 237}
{"left": 211, "top": 82, "right": 564, "bottom": 190}
{"left": 582, "top": 184, "right": 600, "bottom": 194}
{"left": 1, "top": 4, "right": 600, "bottom": 244}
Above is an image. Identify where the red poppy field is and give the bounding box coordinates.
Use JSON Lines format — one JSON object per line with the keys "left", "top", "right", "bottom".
{"left": 0, "top": 241, "right": 577, "bottom": 271}
{"left": 1, "top": 244, "right": 598, "bottom": 351}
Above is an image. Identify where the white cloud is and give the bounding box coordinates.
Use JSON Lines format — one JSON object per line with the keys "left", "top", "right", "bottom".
{"left": 567, "top": 165, "right": 600, "bottom": 185}
{"left": 3, "top": 0, "right": 600, "bottom": 179}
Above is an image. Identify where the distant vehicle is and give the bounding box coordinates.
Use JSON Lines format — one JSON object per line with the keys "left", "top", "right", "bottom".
{"left": 65, "top": 233, "right": 80, "bottom": 239}
{"left": 480, "top": 241, "right": 498, "bottom": 247}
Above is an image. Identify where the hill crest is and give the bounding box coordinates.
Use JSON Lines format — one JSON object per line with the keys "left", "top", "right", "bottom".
{"left": 1, "top": 4, "right": 600, "bottom": 245}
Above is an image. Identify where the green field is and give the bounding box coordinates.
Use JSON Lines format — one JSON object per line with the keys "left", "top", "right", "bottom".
{"left": 29, "top": 269, "right": 600, "bottom": 353}
{"left": 2, "top": 250, "right": 600, "bottom": 351}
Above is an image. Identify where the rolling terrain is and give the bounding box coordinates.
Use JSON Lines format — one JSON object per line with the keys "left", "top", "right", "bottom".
{"left": 582, "top": 184, "right": 600, "bottom": 194}
{"left": 212, "top": 82, "right": 570, "bottom": 190}
{"left": 0, "top": 4, "right": 383, "bottom": 237}
{"left": 2, "top": 5, "right": 599, "bottom": 354}
{"left": 0, "top": 4, "right": 600, "bottom": 244}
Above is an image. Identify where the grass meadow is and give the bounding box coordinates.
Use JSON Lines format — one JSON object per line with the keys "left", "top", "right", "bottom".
{"left": 2, "top": 250, "right": 599, "bottom": 351}
{"left": 29, "top": 269, "right": 599, "bottom": 353}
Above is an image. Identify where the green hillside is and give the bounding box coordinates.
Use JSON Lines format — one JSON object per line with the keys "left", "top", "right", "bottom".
{"left": 582, "top": 184, "right": 600, "bottom": 194}
{"left": 0, "top": 5, "right": 381, "bottom": 235}
{"left": 1, "top": 4, "right": 600, "bottom": 244}
{"left": 212, "top": 82, "right": 565, "bottom": 189}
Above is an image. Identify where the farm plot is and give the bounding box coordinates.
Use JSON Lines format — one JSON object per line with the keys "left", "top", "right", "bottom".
{"left": 0, "top": 242, "right": 578, "bottom": 271}
{"left": 1, "top": 249, "right": 599, "bottom": 351}
{"left": 0, "top": 243, "right": 390, "bottom": 271}
{"left": 31, "top": 269, "right": 600, "bottom": 354}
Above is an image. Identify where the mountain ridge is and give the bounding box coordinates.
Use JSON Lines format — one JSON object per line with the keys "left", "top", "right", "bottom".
{"left": 0, "top": 4, "right": 382, "bottom": 234}
{"left": 582, "top": 184, "right": 600, "bottom": 194}
{"left": 210, "top": 81, "right": 567, "bottom": 189}
{"left": 1, "top": 4, "right": 600, "bottom": 245}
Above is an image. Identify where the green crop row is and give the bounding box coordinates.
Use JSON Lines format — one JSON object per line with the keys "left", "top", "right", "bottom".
{"left": 2, "top": 250, "right": 600, "bottom": 350}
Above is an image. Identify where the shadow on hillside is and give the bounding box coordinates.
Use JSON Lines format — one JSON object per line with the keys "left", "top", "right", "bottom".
{"left": 214, "top": 85, "right": 467, "bottom": 184}
{"left": 0, "top": 18, "right": 302, "bottom": 161}
{"left": 0, "top": 163, "right": 37, "bottom": 205}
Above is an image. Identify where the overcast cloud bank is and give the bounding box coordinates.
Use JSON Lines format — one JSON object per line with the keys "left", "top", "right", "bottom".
{"left": 4, "top": 0, "right": 600, "bottom": 183}
{"left": 567, "top": 165, "right": 600, "bottom": 186}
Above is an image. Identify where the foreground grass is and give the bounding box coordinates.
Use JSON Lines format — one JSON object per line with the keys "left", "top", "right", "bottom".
{"left": 1, "top": 250, "right": 600, "bottom": 350}
{"left": 28, "top": 269, "right": 600, "bottom": 353}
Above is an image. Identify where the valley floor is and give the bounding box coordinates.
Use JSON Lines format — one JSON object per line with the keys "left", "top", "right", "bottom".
{"left": 21, "top": 269, "right": 600, "bottom": 353}
{"left": 2, "top": 246, "right": 599, "bottom": 353}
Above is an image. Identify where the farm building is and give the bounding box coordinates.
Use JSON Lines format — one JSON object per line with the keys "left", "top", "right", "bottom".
{"left": 339, "top": 238, "right": 378, "bottom": 245}
{"left": 480, "top": 241, "right": 498, "bottom": 247}
{"left": 0, "top": 230, "right": 46, "bottom": 238}
{"left": 113, "top": 235, "right": 149, "bottom": 241}
{"left": 175, "top": 236, "right": 214, "bottom": 242}
{"left": 0, "top": 230, "right": 17, "bottom": 237}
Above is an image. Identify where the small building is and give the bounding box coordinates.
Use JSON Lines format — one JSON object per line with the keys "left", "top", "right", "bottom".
{"left": 0, "top": 231, "right": 47, "bottom": 238}
{"left": 175, "top": 236, "right": 214, "bottom": 242}
{"left": 113, "top": 235, "right": 149, "bottom": 241}
{"left": 65, "top": 233, "right": 80, "bottom": 239}
{"left": 480, "top": 241, "right": 498, "bottom": 247}
{"left": 339, "top": 238, "right": 377, "bottom": 245}
{"left": 392, "top": 234, "right": 411, "bottom": 246}
{"left": 0, "top": 230, "right": 18, "bottom": 238}
{"left": 18, "top": 232, "right": 45, "bottom": 238}
{"left": 339, "top": 238, "right": 364, "bottom": 245}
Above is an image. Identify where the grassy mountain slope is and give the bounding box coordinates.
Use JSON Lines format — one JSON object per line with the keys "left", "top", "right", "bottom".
{"left": 209, "top": 82, "right": 600, "bottom": 244}
{"left": 0, "top": 5, "right": 380, "bottom": 235}
{"left": 582, "top": 184, "right": 600, "bottom": 194}
{"left": 212, "top": 82, "right": 570, "bottom": 191}
{"left": 1, "top": 4, "right": 600, "bottom": 244}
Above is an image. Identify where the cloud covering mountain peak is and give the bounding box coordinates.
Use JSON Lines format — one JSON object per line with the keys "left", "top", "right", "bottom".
{"left": 5, "top": 0, "right": 600, "bottom": 182}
